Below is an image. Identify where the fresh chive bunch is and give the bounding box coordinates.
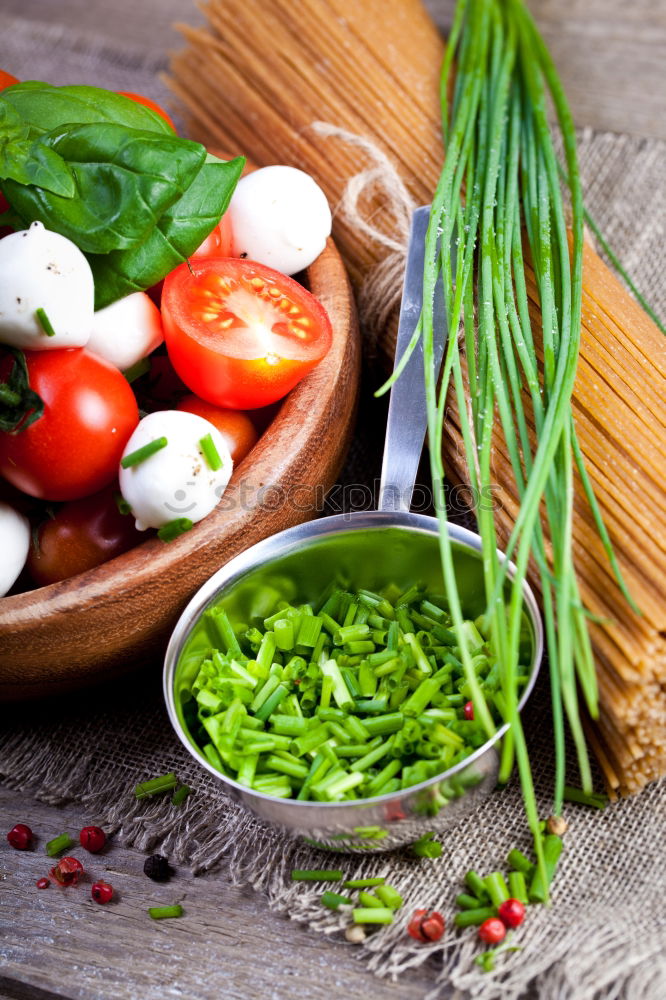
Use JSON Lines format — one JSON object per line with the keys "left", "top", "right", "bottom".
{"left": 182, "top": 584, "right": 531, "bottom": 802}
{"left": 380, "top": 0, "right": 637, "bottom": 890}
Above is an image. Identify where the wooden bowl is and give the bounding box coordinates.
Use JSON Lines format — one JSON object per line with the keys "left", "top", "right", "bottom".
{"left": 0, "top": 238, "right": 360, "bottom": 700}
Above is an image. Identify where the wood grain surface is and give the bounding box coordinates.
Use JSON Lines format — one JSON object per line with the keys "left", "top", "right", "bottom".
{"left": 0, "top": 787, "right": 435, "bottom": 1000}
{"left": 0, "top": 234, "right": 360, "bottom": 700}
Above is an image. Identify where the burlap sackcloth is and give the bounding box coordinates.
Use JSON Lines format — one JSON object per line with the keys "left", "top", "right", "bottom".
{"left": 1, "top": 14, "right": 665, "bottom": 1000}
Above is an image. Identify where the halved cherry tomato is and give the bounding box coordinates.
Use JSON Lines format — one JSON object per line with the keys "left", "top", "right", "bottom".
{"left": 177, "top": 394, "right": 258, "bottom": 465}
{"left": 116, "top": 91, "right": 176, "bottom": 131}
{"left": 161, "top": 258, "right": 332, "bottom": 409}
{"left": 0, "top": 349, "right": 139, "bottom": 502}
{"left": 148, "top": 214, "right": 235, "bottom": 305}
{"left": 192, "top": 213, "right": 234, "bottom": 259}
{"left": 0, "top": 70, "right": 19, "bottom": 90}
{"left": 27, "top": 486, "right": 143, "bottom": 587}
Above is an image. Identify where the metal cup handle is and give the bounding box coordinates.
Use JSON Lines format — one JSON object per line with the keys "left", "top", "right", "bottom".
{"left": 378, "top": 206, "right": 448, "bottom": 513}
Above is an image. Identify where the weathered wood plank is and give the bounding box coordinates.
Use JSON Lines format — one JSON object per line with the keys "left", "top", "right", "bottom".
{"left": 0, "top": 788, "right": 435, "bottom": 1000}
{"left": 4, "top": 0, "right": 665, "bottom": 139}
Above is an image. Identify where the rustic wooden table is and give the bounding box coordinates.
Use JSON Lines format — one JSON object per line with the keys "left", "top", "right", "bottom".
{"left": 1, "top": 1, "right": 663, "bottom": 998}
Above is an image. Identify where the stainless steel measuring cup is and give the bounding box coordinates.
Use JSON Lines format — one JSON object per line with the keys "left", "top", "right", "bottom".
{"left": 163, "top": 208, "right": 543, "bottom": 852}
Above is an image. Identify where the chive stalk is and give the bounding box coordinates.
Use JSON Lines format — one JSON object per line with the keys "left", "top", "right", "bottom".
{"left": 35, "top": 307, "right": 56, "bottom": 337}
{"left": 121, "top": 437, "right": 168, "bottom": 468}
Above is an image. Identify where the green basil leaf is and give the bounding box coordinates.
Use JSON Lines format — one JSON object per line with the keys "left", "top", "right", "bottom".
{"left": 0, "top": 138, "right": 75, "bottom": 198}
{"left": 3, "top": 123, "right": 207, "bottom": 253}
{"left": 0, "top": 100, "right": 74, "bottom": 197}
{"left": 1, "top": 82, "right": 173, "bottom": 137}
{"left": 90, "top": 156, "right": 245, "bottom": 308}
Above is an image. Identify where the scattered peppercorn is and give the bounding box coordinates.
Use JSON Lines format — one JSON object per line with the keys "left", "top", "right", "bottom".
{"left": 463, "top": 700, "right": 475, "bottom": 720}
{"left": 91, "top": 879, "right": 114, "bottom": 904}
{"left": 7, "top": 823, "right": 33, "bottom": 850}
{"left": 407, "top": 908, "right": 445, "bottom": 943}
{"left": 344, "top": 924, "right": 366, "bottom": 944}
{"left": 50, "top": 856, "right": 84, "bottom": 887}
{"left": 498, "top": 898, "right": 526, "bottom": 929}
{"left": 546, "top": 814, "right": 568, "bottom": 836}
{"left": 36, "top": 877, "right": 50, "bottom": 889}
{"left": 143, "top": 854, "right": 172, "bottom": 882}
{"left": 79, "top": 826, "right": 107, "bottom": 853}
{"left": 478, "top": 917, "right": 506, "bottom": 945}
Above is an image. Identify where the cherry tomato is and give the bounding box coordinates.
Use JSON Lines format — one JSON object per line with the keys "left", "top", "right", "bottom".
{"left": 176, "top": 394, "right": 258, "bottom": 465}
{"left": 116, "top": 91, "right": 176, "bottom": 131}
{"left": 162, "top": 258, "right": 332, "bottom": 409}
{"left": 0, "top": 349, "right": 139, "bottom": 502}
{"left": 192, "top": 213, "right": 234, "bottom": 259}
{"left": 148, "top": 215, "right": 235, "bottom": 306}
{"left": 27, "top": 486, "right": 143, "bottom": 587}
{"left": 478, "top": 917, "right": 506, "bottom": 945}
{"left": 0, "top": 70, "right": 19, "bottom": 90}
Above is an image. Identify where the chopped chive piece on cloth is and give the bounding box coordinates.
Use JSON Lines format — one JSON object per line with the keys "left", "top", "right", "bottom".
{"left": 484, "top": 872, "right": 510, "bottom": 908}
{"left": 410, "top": 832, "right": 443, "bottom": 858}
{"left": 121, "top": 436, "right": 168, "bottom": 468}
{"left": 456, "top": 893, "right": 483, "bottom": 910}
{"left": 454, "top": 907, "right": 497, "bottom": 928}
{"left": 508, "top": 871, "right": 528, "bottom": 905}
{"left": 507, "top": 849, "right": 535, "bottom": 875}
{"left": 358, "top": 891, "right": 385, "bottom": 909}
{"left": 375, "top": 884, "right": 404, "bottom": 910}
{"left": 291, "top": 869, "right": 344, "bottom": 882}
{"left": 135, "top": 773, "right": 178, "bottom": 799}
{"left": 172, "top": 785, "right": 192, "bottom": 806}
{"left": 563, "top": 786, "right": 609, "bottom": 809}
{"left": 343, "top": 877, "right": 386, "bottom": 889}
{"left": 529, "top": 836, "right": 563, "bottom": 903}
{"left": 352, "top": 907, "right": 394, "bottom": 924}
{"left": 321, "top": 891, "right": 353, "bottom": 909}
{"left": 464, "top": 870, "right": 490, "bottom": 901}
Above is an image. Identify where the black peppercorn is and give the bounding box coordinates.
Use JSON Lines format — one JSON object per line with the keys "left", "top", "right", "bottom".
{"left": 143, "top": 854, "right": 172, "bottom": 882}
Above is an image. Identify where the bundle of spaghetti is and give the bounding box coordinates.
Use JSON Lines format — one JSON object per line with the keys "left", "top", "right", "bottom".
{"left": 167, "top": 0, "right": 666, "bottom": 794}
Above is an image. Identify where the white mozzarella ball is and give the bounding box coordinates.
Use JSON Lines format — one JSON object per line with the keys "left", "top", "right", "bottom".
{"left": 229, "top": 165, "right": 332, "bottom": 275}
{"left": 0, "top": 502, "right": 30, "bottom": 597}
{"left": 0, "top": 221, "right": 94, "bottom": 350}
{"left": 88, "top": 292, "right": 164, "bottom": 371}
{"left": 119, "top": 410, "right": 233, "bottom": 531}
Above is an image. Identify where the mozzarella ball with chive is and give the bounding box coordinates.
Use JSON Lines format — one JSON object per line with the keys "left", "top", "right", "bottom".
{"left": 228, "top": 165, "right": 332, "bottom": 275}
{"left": 0, "top": 221, "right": 94, "bottom": 349}
{"left": 118, "top": 410, "right": 233, "bottom": 531}
{"left": 87, "top": 292, "right": 163, "bottom": 371}
{"left": 0, "top": 502, "right": 30, "bottom": 596}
